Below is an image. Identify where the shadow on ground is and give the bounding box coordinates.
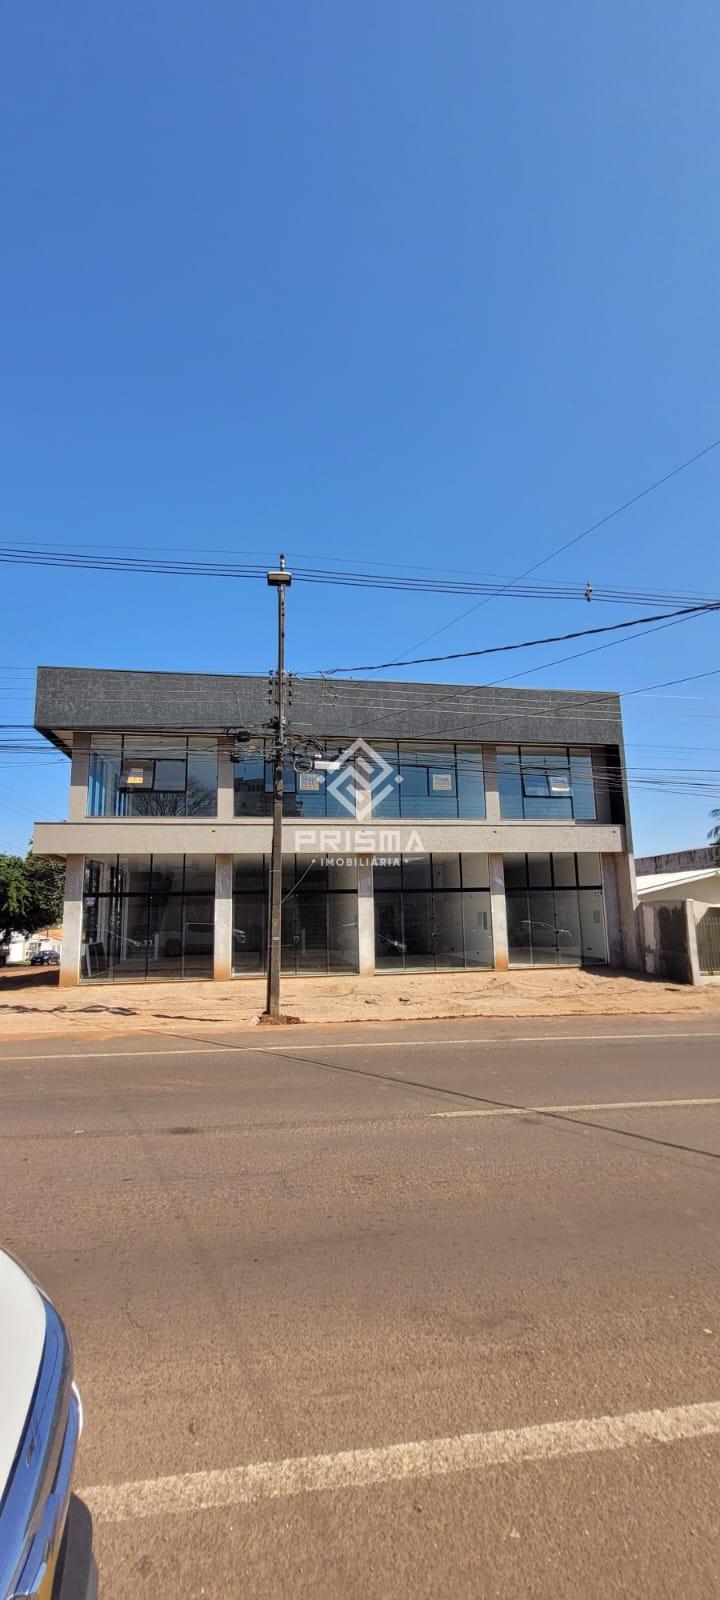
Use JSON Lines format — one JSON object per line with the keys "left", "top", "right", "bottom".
{"left": 57, "top": 1495, "right": 98, "bottom": 1600}
{"left": 0, "top": 967, "right": 60, "bottom": 991}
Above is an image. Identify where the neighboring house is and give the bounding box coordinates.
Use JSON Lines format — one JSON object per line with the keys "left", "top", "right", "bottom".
{"left": 635, "top": 866, "right": 720, "bottom": 910}
{"left": 635, "top": 853, "right": 720, "bottom": 980}
{"left": 0, "top": 931, "right": 30, "bottom": 966}
{"left": 0, "top": 927, "right": 62, "bottom": 965}
{"left": 30, "top": 666, "right": 639, "bottom": 986}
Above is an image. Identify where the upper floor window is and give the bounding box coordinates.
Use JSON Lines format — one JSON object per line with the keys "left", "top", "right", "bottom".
{"left": 497, "top": 747, "right": 596, "bottom": 821}
{"left": 233, "top": 741, "right": 486, "bottom": 819}
{"left": 234, "top": 744, "right": 358, "bottom": 818}
{"left": 88, "top": 736, "right": 218, "bottom": 817}
{"left": 367, "top": 744, "right": 485, "bottom": 820}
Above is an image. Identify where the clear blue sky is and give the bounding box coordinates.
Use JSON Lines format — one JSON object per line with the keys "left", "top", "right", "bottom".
{"left": 1, "top": 0, "right": 719, "bottom": 856}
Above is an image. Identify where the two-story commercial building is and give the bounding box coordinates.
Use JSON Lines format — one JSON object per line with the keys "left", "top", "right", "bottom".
{"left": 31, "top": 667, "right": 640, "bottom": 985}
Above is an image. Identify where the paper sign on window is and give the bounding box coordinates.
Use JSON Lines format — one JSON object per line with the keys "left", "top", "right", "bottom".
{"left": 431, "top": 772, "right": 453, "bottom": 792}
{"left": 298, "top": 772, "right": 322, "bottom": 791}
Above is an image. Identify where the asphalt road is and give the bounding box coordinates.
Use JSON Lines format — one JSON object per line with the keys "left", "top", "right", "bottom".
{"left": 1, "top": 1015, "right": 720, "bottom": 1598}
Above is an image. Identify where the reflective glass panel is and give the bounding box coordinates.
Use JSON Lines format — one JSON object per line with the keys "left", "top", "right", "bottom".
{"left": 432, "top": 854, "right": 461, "bottom": 890}
{"left": 553, "top": 853, "right": 577, "bottom": 887}
{"left": 184, "top": 856, "right": 216, "bottom": 894}
{"left": 461, "top": 853, "right": 490, "bottom": 889}
{"left": 457, "top": 749, "right": 485, "bottom": 818}
{"left": 527, "top": 854, "right": 552, "bottom": 888}
{"left": 506, "top": 890, "right": 533, "bottom": 966}
{"left": 402, "top": 855, "right": 432, "bottom": 891}
{"left": 233, "top": 894, "right": 265, "bottom": 972}
{"left": 577, "top": 853, "right": 602, "bottom": 887}
{"left": 182, "top": 897, "right": 214, "bottom": 978}
{"left": 186, "top": 743, "right": 218, "bottom": 816}
{"left": 569, "top": 751, "right": 596, "bottom": 820}
{"left": 432, "top": 892, "right": 464, "bottom": 967}
{"left": 150, "top": 856, "right": 185, "bottom": 895}
{"left": 503, "top": 854, "right": 527, "bottom": 890}
{"left": 497, "top": 748, "right": 523, "bottom": 819}
{"left": 146, "top": 895, "right": 184, "bottom": 979}
{"left": 462, "top": 892, "right": 493, "bottom": 967}
{"left": 234, "top": 855, "right": 266, "bottom": 892}
{"left": 328, "top": 894, "right": 359, "bottom": 971}
{"left": 234, "top": 753, "right": 271, "bottom": 816}
{"left": 375, "top": 894, "right": 405, "bottom": 969}
{"left": 553, "top": 889, "right": 583, "bottom": 966}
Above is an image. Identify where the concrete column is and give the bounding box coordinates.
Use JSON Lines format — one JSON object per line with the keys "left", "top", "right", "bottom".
{"left": 484, "top": 745, "right": 501, "bottom": 823}
{"left": 357, "top": 857, "right": 375, "bottom": 974}
{"left": 601, "top": 853, "right": 623, "bottom": 967}
{"left": 613, "top": 852, "right": 642, "bottom": 971}
{"left": 69, "top": 733, "right": 91, "bottom": 822}
{"left": 214, "top": 854, "right": 233, "bottom": 980}
{"left": 684, "top": 899, "right": 702, "bottom": 986}
{"left": 59, "top": 854, "right": 84, "bottom": 987}
{"left": 489, "top": 853, "right": 509, "bottom": 970}
{"left": 217, "top": 741, "right": 235, "bottom": 821}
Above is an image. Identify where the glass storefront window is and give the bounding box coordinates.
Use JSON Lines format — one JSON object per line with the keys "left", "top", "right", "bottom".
{"left": 232, "top": 854, "right": 359, "bottom": 975}
{"left": 577, "top": 852, "right": 602, "bottom": 886}
{"left": 88, "top": 737, "right": 218, "bottom": 817}
{"left": 80, "top": 855, "right": 215, "bottom": 981}
{"left": 461, "top": 853, "right": 490, "bottom": 889}
{"left": 374, "top": 854, "right": 493, "bottom": 970}
{"left": 503, "top": 853, "right": 606, "bottom": 967}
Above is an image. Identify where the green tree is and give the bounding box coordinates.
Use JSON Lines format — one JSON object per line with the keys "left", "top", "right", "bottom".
{"left": 710, "top": 809, "right": 720, "bottom": 866}
{"left": 0, "top": 854, "right": 65, "bottom": 942}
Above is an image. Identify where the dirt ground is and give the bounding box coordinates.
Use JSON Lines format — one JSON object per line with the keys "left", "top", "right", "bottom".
{"left": 1, "top": 963, "right": 719, "bottom": 1041}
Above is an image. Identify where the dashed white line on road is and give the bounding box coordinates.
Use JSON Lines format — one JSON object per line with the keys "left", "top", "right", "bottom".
{"left": 82, "top": 1400, "right": 720, "bottom": 1523}
{"left": 433, "top": 1096, "right": 720, "bottom": 1119}
{"left": 3, "top": 1031, "right": 720, "bottom": 1063}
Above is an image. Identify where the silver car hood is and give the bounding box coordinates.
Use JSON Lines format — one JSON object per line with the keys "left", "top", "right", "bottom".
{"left": 0, "top": 1250, "right": 46, "bottom": 1501}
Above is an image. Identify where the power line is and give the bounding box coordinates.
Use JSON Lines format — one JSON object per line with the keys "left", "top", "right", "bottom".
{"left": 323, "top": 601, "right": 720, "bottom": 674}
{"left": 382, "top": 434, "right": 720, "bottom": 664}
{"left": 0, "top": 544, "right": 715, "bottom": 609}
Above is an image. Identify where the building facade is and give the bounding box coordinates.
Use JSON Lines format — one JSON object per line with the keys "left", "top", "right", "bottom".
{"left": 31, "top": 667, "right": 640, "bottom": 985}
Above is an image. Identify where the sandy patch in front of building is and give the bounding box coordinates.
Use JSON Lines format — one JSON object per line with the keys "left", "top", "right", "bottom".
{"left": 1, "top": 966, "right": 719, "bottom": 1042}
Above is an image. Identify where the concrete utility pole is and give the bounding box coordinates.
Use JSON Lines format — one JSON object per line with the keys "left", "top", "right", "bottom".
{"left": 265, "top": 555, "right": 292, "bottom": 1020}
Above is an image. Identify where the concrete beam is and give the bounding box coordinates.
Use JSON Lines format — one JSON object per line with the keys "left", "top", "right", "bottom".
{"left": 32, "top": 819, "right": 629, "bottom": 859}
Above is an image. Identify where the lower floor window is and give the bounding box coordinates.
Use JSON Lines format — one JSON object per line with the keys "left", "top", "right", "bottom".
{"left": 81, "top": 854, "right": 215, "bottom": 980}
{"left": 374, "top": 854, "right": 493, "bottom": 970}
{"left": 233, "top": 855, "right": 359, "bottom": 975}
{"left": 503, "top": 852, "right": 607, "bottom": 966}
{"left": 75, "top": 848, "right": 610, "bottom": 980}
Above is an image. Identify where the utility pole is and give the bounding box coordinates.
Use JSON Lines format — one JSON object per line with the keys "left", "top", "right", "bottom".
{"left": 264, "top": 554, "right": 292, "bottom": 1020}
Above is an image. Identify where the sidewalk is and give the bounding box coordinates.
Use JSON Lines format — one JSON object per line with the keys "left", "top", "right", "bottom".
{"left": 1, "top": 965, "right": 719, "bottom": 1042}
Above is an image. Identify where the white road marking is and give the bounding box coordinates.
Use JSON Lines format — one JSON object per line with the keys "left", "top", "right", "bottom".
{"left": 433, "top": 1096, "right": 720, "bottom": 1119}
{"left": 82, "top": 1400, "right": 720, "bottom": 1523}
{"left": 2, "top": 1031, "right": 720, "bottom": 1064}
